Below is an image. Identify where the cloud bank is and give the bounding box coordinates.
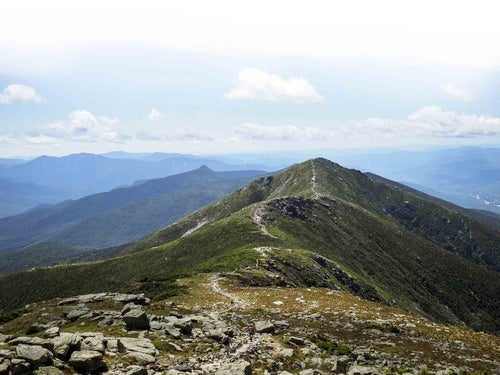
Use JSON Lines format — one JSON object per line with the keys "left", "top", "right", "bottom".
{"left": 442, "top": 83, "right": 471, "bottom": 101}
{"left": 225, "top": 68, "right": 324, "bottom": 104}
{"left": 351, "top": 106, "right": 500, "bottom": 138}
{"left": 43, "top": 110, "right": 125, "bottom": 143}
{"left": 0, "top": 84, "right": 43, "bottom": 104}
{"left": 233, "top": 123, "right": 327, "bottom": 141}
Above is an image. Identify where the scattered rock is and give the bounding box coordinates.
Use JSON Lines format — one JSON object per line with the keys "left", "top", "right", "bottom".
{"left": 68, "top": 350, "right": 106, "bottom": 373}
{"left": 122, "top": 307, "right": 150, "bottom": 331}
{"left": 15, "top": 344, "right": 53, "bottom": 366}
{"left": 65, "top": 308, "right": 90, "bottom": 322}
{"left": 289, "top": 336, "right": 306, "bottom": 346}
{"left": 80, "top": 336, "right": 106, "bottom": 353}
{"left": 125, "top": 351, "right": 156, "bottom": 365}
{"left": 34, "top": 366, "right": 63, "bottom": 375}
{"left": 255, "top": 320, "right": 275, "bottom": 333}
{"left": 125, "top": 365, "right": 148, "bottom": 375}
{"left": 119, "top": 337, "right": 157, "bottom": 357}
{"left": 215, "top": 359, "right": 252, "bottom": 375}
{"left": 9, "top": 337, "right": 54, "bottom": 351}
{"left": 43, "top": 327, "right": 59, "bottom": 339}
{"left": 347, "top": 365, "right": 382, "bottom": 375}
{"left": 10, "top": 358, "right": 32, "bottom": 375}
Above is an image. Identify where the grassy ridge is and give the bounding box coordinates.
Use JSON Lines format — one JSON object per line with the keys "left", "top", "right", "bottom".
{"left": 0, "top": 158, "right": 498, "bottom": 334}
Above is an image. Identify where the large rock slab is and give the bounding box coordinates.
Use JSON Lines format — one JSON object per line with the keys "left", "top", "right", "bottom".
{"left": 215, "top": 360, "right": 252, "bottom": 375}
{"left": 52, "top": 333, "right": 81, "bottom": 360}
{"left": 122, "top": 308, "right": 149, "bottom": 331}
{"left": 255, "top": 320, "right": 275, "bottom": 333}
{"left": 9, "top": 337, "right": 54, "bottom": 351}
{"left": 10, "top": 358, "right": 32, "bottom": 375}
{"left": 347, "top": 365, "right": 381, "bottom": 375}
{"left": 15, "top": 344, "right": 53, "bottom": 366}
{"left": 125, "top": 351, "right": 156, "bottom": 365}
{"left": 68, "top": 350, "right": 106, "bottom": 373}
{"left": 65, "top": 307, "right": 90, "bottom": 322}
{"left": 80, "top": 336, "right": 106, "bottom": 353}
{"left": 118, "top": 337, "right": 157, "bottom": 357}
{"left": 34, "top": 366, "right": 63, "bottom": 375}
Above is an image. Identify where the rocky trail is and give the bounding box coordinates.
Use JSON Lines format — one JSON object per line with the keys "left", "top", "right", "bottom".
{"left": 0, "top": 275, "right": 498, "bottom": 374}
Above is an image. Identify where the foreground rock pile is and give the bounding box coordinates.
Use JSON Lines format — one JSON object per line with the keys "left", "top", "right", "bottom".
{"left": 0, "top": 284, "right": 498, "bottom": 374}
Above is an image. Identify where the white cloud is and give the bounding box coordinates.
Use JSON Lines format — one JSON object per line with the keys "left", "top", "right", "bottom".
{"left": 136, "top": 129, "right": 212, "bottom": 142}
{"left": 43, "top": 110, "right": 126, "bottom": 143}
{"left": 0, "top": 84, "right": 43, "bottom": 104}
{"left": 225, "top": 68, "right": 324, "bottom": 104}
{"left": 26, "top": 135, "right": 59, "bottom": 145}
{"left": 351, "top": 106, "right": 500, "bottom": 138}
{"left": 233, "top": 123, "right": 327, "bottom": 141}
{"left": 0, "top": 135, "right": 17, "bottom": 144}
{"left": 442, "top": 83, "right": 471, "bottom": 101}
{"left": 148, "top": 108, "right": 162, "bottom": 121}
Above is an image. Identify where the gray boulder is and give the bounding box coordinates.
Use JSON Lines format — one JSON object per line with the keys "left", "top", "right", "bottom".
{"left": 255, "top": 320, "right": 275, "bottom": 333}
{"left": 34, "top": 366, "right": 63, "bottom": 375}
{"left": 125, "top": 351, "right": 155, "bottom": 365}
{"left": 347, "top": 365, "right": 381, "bottom": 375}
{"left": 10, "top": 358, "right": 32, "bottom": 375}
{"left": 125, "top": 365, "right": 148, "bottom": 375}
{"left": 0, "top": 359, "right": 10, "bottom": 375}
{"left": 118, "top": 337, "right": 157, "bottom": 357}
{"left": 9, "top": 337, "right": 54, "bottom": 351}
{"left": 215, "top": 360, "right": 252, "bottom": 375}
{"left": 122, "top": 308, "right": 150, "bottom": 331}
{"left": 80, "top": 336, "right": 106, "bottom": 353}
{"left": 52, "top": 333, "right": 81, "bottom": 360}
{"left": 65, "top": 307, "right": 90, "bottom": 322}
{"left": 68, "top": 350, "right": 106, "bottom": 373}
{"left": 15, "top": 344, "right": 53, "bottom": 366}
{"left": 43, "top": 327, "right": 59, "bottom": 339}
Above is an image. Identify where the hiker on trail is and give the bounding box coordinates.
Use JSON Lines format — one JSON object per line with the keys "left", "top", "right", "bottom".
{"left": 222, "top": 334, "right": 231, "bottom": 354}
{"left": 246, "top": 324, "right": 255, "bottom": 341}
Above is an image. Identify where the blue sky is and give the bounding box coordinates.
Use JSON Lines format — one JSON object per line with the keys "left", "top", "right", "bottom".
{"left": 0, "top": 1, "right": 499, "bottom": 157}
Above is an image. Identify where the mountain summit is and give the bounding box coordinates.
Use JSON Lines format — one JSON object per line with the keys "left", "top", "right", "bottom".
{"left": 0, "top": 158, "right": 499, "bottom": 334}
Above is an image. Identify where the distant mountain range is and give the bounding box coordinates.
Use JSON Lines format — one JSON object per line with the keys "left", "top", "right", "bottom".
{"left": 1, "top": 158, "right": 498, "bottom": 334}
{"left": 1, "top": 147, "right": 498, "bottom": 218}
{"left": 0, "top": 166, "right": 265, "bottom": 257}
{"left": 0, "top": 153, "right": 269, "bottom": 218}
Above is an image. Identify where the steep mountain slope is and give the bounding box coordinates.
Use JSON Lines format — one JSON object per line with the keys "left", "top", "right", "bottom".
{"left": 0, "top": 166, "right": 265, "bottom": 254}
{"left": 0, "top": 159, "right": 498, "bottom": 335}
{"left": 0, "top": 178, "right": 66, "bottom": 218}
{"left": 131, "top": 159, "right": 500, "bottom": 272}
{"left": 0, "top": 242, "right": 126, "bottom": 275}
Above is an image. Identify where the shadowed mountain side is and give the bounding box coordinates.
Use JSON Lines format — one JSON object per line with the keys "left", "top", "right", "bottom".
{"left": 0, "top": 166, "right": 265, "bottom": 254}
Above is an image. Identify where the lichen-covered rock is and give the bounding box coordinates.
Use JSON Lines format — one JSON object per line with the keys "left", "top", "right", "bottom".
{"left": 15, "top": 344, "right": 53, "bottom": 366}
{"left": 52, "top": 333, "right": 81, "bottom": 360}
{"left": 118, "top": 337, "right": 157, "bottom": 357}
{"left": 125, "top": 365, "right": 148, "bottom": 375}
{"left": 215, "top": 360, "right": 252, "bottom": 375}
{"left": 347, "top": 365, "right": 381, "bottom": 375}
{"left": 9, "top": 337, "right": 54, "bottom": 351}
{"left": 255, "top": 320, "right": 275, "bottom": 333}
{"left": 80, "top": 336, "right": 106, "bottom": 353}
{"left": 43, "top": 327, "right": 59, "bottom": 339}
{"left": 124, "top": 351, "right": 156, "bottom": 365}
{"left": 122, "top": 308, "right": 149, "bottom": 331}
{"left": 68, "top": 350, "right": 106, "bottom": 373}
{"left": 10, "top": 358, "right": 32, "bottom": 375}
{"left": 34, "top": 366, "right": 63, "bottom": 375}
{"left": 0, "top": 359, "right": 10, "bottom": 375}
